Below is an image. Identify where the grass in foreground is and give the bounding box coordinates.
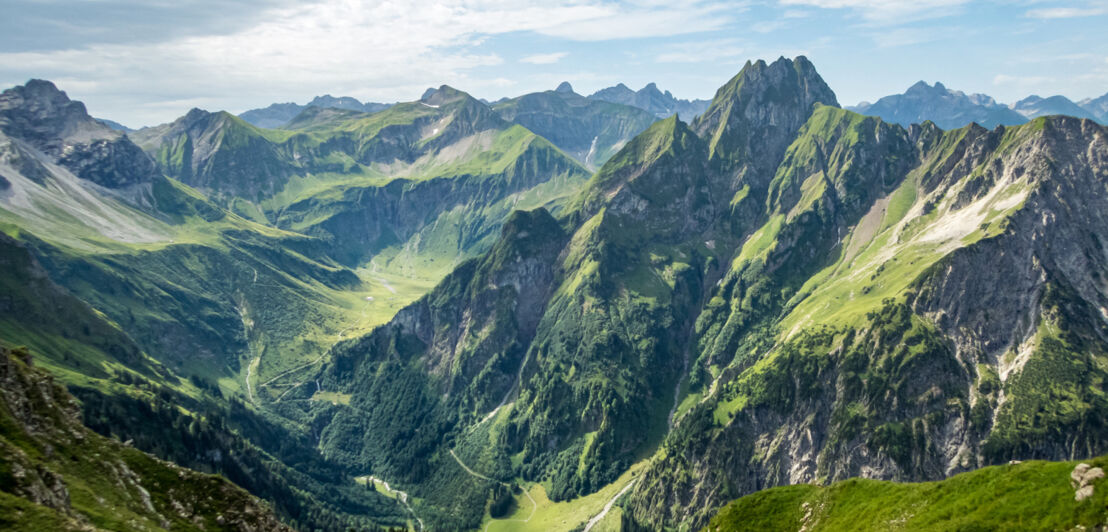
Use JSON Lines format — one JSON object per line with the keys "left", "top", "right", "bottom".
{"left": 705, "top": 456, "right": 1108, "bottom": 531}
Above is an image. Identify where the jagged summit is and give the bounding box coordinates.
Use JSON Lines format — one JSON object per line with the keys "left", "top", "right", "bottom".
{"left": 589, "top": 80, "right": 710, "bottom": 119}
{"left": 555, "top": 81, "right": 574, "bottom": 93}
{"left": 693, "top": 55, "right": 838, "bottom": 186}
{"left": 0, "top": 79, "right": 114, "bottom": 149}
{"left": 906, "top": 80, "right": 949, "bottom": 94}
{"left": 0, "top": 79, "right": 156, "bottom": 187}
{"left": 420, "top": 84, "right": 471, "bottom": 106}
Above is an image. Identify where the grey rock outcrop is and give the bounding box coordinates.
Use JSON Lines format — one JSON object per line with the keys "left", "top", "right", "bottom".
{"left": 0, "top": 80, "right": 156, "bottom": 188}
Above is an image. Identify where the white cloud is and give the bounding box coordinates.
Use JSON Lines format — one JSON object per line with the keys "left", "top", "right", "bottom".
{"left": 0, "top": 0, "right": 736, "bottom": 126}
{"left": 1025, "top": 7, "right": 1107, "bottom": 19}
{"left": 779, "top": 0, "right": 969, "bottom": 23}
{"left": 538, "top": 1, "right": 741, "bottom": 41}
{"left": 782, "top": 9, "right": 811, "bottom": 18}
{"left": 751, "top": 21, "right": 785, "bottom": 34}
{"left": 520, "top": 52, "right": 568, "bottom": 64}
{"left": 656, "top": 39, "right": 745, "bottom": 64}
{"left": 993, "top": 74, "right": 1051, "bottom": 91}
{"left": 870, "top": 27, "right": 940, "bottom": 47}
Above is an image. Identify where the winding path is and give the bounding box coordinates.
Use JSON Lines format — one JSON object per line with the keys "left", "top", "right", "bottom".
{"left": 448, "top": 449, "right": 537, "bottom": 529}
{"left": 362, "top": 475, "right": 424, "bottom": 531}
{"left": 583, "top": 479, "right": 637, "bottom": 532}
{"left": 245, "top": 356, "right": 259, "bottom": 402}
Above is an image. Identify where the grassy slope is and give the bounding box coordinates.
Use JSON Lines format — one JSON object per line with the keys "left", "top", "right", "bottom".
{"left": 483, "top": 461, "right": 645, "bottom": 532}
{"left": 0, "top": 346, "right": 291, "bottom": 532}
{"left": 7, "top": 179, "right": 369, "bottom": 378}
{"left": 705, "top": 456, "right": 1108, "bottom": 532}
{"left": 705, "top": 116, "right": 1036, "bottom": 423}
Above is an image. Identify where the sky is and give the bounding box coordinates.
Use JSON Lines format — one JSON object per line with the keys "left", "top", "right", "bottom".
{"left": 1, "top": 0, "right": 1106, "bottom": 127}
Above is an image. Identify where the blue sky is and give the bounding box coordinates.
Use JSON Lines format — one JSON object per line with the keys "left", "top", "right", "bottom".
{"left": 1, "top": 0, "right": 1105, "bottom": 127}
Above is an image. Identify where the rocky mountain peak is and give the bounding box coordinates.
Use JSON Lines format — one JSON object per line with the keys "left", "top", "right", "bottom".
{"left": 555, "top": 81, "right": 574, "bottom": 94}
{"left": 0, "top": 79, "right": 156, "bottom": 188}
{"left": 6, "top": 79, "right": 75, "bottom": 110}
{"left": 692, "top": 55, "right": 838, "bottom": 186}
{"left": 421, "top": 84, "right": 469, "bottom": 106}
{"left": 906, "top": 80, "right": 940, "bottom": 95}
{"left": 0, "top": 79, "right": 116, "bottom": 153}
{"left": 183, "top": 107, "right": 211, "bottom": 123}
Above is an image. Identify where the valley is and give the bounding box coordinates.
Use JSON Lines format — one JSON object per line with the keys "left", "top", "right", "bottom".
{"left": 2, "top": 50, "right": 1108, "bottom": 532}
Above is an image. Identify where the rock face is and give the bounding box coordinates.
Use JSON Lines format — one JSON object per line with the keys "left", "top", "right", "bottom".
{"left": 850, "top": 81, "right": 1029, "bottom": 130}
{"left": 0, "top": 80, "right": 157, "bottom": 188}
{"left": 694, "top": 55, "right": 839, "bottom": 192}
{"left": 1072, "top": 463, "right": 1105, "bottom": 501}
{"left": 0, "top": 345, "right": 293, "bottom": 531}
{"left": 589, "top": 81, "right": 711, "bottom": 119}
{"left": 131, "top": 107, "right": 297, "bottom": 200}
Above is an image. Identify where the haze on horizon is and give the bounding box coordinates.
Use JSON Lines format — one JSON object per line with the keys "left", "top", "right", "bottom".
{"left": 1, "top": 0, "right": 1105, "bottom": 127}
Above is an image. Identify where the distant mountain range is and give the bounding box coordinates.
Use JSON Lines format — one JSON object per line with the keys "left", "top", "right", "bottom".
{"left": 1012, "top": 94, "right": 1099, "bottom": 121}
{"left": 850, "top": 81, "right": 1108, "bottom": 129}
{"left": 235, "top": 82, "right": 707, "bottom": 131}
{"left": 238, "top": 95, "right": 394, "bottom": 128}
{"left": 588, "top": 81, "right": 711, "bottom": 119}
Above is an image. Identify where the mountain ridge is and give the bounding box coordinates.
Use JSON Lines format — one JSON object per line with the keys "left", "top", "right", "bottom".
{"left": 2, "top": 56, "right": 1108, "bottom": 532}
{"left": 851, "top": 81, "right": 1108, "bottom": 129}
{"left": 589, "top": 81, "right": 711, "bottom": 119}
{"left": 238, "top": 94, "right": 394, "bottom": 129}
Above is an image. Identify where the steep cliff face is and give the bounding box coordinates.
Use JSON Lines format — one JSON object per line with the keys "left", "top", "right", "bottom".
{"left": 0, "top": 346, "right": 292, "bottom": 531}
{"left": 131, "top": 108, "right": 296, "bottom": 200}
{"left": 694, "top": 56, "right": 839, "bottom": 193}
{"left": 0, "top": 80, "right": 156, "bottom": 188}
{"left": 624, "top": 116, "right": 1108, "bottom": 530}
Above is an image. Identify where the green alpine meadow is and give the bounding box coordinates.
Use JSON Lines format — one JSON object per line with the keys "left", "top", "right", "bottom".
{"left": 2, "top": 3, "right": 1108, "bottom": 530}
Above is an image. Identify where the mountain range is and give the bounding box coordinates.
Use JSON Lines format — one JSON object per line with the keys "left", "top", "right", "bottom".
{"left": 2, "top": 56, "right": 1108, "bottom": 531}
{"left": 850, "top": 80, "right": 1108, "bottom": 129}
{"left": 236, "top": 81, "right": 707, "bottom": 132}
{"left": 587, "top": 81, "right": 711, "bottom": 119}
{"left": 238, "top": 95, "right": 395, "bottom": 129}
